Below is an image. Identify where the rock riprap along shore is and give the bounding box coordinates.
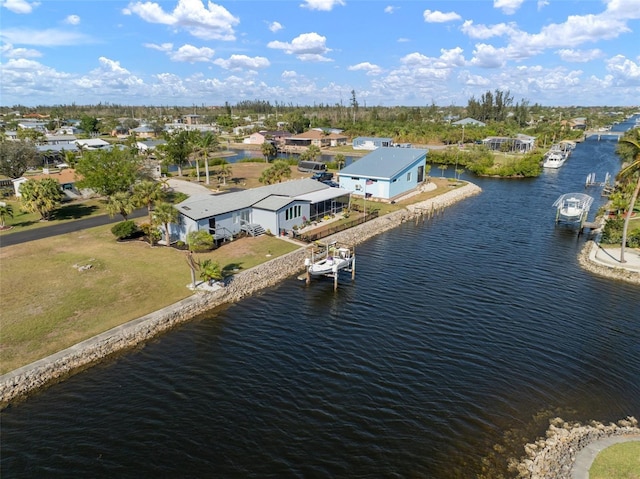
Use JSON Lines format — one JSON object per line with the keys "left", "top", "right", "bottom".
{"left": 513, "top": 416, "right": 639, "bottom": 479}
{"left": 0, "top": 183, "right": 482, "bottom": 408}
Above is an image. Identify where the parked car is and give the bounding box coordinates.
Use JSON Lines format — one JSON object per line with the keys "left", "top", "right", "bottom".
{"left": 322, "top": 180, "right": 340, "bottom": 188}
{"left": 311, "top": 171, "right": 333, "bottom": 182}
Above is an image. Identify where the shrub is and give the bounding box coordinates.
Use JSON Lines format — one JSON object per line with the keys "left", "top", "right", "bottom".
{"left": 111, "top": 220, "right": 139, "bottom": 240}
{"left": 601, "top": 218, "right": 624, "bottom": 244}
{"left": 187, "top": 230, "right": 214, "bottom": 252}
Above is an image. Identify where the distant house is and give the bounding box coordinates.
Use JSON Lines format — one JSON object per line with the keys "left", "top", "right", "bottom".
{"left": 75, "top": 138, "right": 111, "bottom": 150}
{"left": 352, "top": 137, "right": 394, "bottom": 150}
{"left": 130, "top": 124, "right": 158, "bottom": 139}
{"left": 44, "top": 134, "right": 77, "bottom": 146}
{"left": 285, "top": 129, "right": 348, "bottom": 149}
{"left": 482, "top": 134, "right": 536, "bottom": 152}
{"left": 452, "top": 118, "right": 486, "bottom": 127}
{"left": 246, "top": 130, "right": 292, "bottom": 145}
{"left": 136, "top": 139, "right": 166, "bottom": 153}
{"left": 171, "top": 178, "right": 351, "bottom": 243}
{"left": 12, "top": 169, "right": 82, "bottom": 198}
{"left": 337, "top": 147, "right": 428, "bottom": 201}
{"left": 183, "top": 114, "right": 202, "bottom": 125}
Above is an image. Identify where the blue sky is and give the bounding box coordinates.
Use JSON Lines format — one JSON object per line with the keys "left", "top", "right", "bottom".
{"left": 1, "top": 0, "right": 639, "bottom": 107}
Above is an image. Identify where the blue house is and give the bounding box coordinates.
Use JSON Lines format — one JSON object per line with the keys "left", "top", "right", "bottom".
{"left": 352, "top": 137, "right": 394, "bottom": 150}
{"left": 337, "top": 147, "right": 428, "bottom": 201}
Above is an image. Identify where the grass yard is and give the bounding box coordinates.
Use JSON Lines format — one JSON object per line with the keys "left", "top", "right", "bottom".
{"left": 0, "top": 198, "right": 108, "bottom": 234}
{"left": 590, "top": 442, "right": 640, "bottom": 479}
{"left": 0, "top": 228, "right": 299, "bottom": 374}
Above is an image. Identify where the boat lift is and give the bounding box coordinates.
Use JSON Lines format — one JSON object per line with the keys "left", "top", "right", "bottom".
{"left": 585, "top": 172, "right": 613, "bottom": 196}
{"left": 552, "top": 192, "right": 595, "bottom": 233}
{"left": 302, "top": 240, "right": 356, "bottom": 291}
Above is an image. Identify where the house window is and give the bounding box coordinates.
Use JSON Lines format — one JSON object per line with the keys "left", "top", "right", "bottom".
{"left": 406, "top": 172, "right": 411, "bottom": 181}
{"left": 233, "top": 212, "right": 239, "bottom": 224}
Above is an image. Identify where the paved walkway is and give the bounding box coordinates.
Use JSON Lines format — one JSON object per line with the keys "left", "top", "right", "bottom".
{"left": 571, "top": 434, "right": 640, "bottom": 479}
{"left": 590, "top": 242, "right": 640, "bottom": 273}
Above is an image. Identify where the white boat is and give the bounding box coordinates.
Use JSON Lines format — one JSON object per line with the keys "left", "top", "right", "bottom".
{"left": 306, "top": 242, "right": 354, "bottom": 277}
{"left": 553, "top": 193, "right": 594, "bottom": 224}
{"left": 542, "top": 152, "right": 567, "bottom": 169}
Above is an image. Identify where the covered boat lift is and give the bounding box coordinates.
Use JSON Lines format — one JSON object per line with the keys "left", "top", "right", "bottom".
{"left": 553, "top": 192, "right": 595, "bottom": 230}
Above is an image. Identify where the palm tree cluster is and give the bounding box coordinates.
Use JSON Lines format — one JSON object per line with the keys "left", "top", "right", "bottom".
{"left": 614, "top": 129, "right": 640, "bottom": 262}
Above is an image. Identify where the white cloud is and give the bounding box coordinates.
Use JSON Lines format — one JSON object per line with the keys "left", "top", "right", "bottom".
{"left": 510, "top": 14, "right": 629, "bottom": 55}
{"left": 124, "top": 0, "right": 239, "bottom": 41}
{"left": 494, "top": 0, "right": 525, "bottom": 15}
{"left": 556, "top": 49, "right": 604, "bottom": 63}
{"left": 537, "top": 0, "right": 549, "bottom": 10}
{"left": 281, "top": 70, "right": 298, "bottom": 79}
{"left": 144, "top": 42, "right": 174, "bottom": 52}
{"left": 461, "top": 20, "right": 518, "bottom": 39}
{"left": 64, "top": 14, "right": 80, "bottom": 25}
{"left": 423, "top": 10, "right": 461, "bottom": 23}
{"left": 269, "top": 21, "right": 283, "bottom": 33}
{"left": 397, "top": 38, "right": 410, "bottom": 43}
{"left": 384, "top": 6, "right": 397, "bottom": 14}
{"left": 606, "top": 54, "right": 640, "bottom": 84}
{"left": 213, "top": 54, "right": 270, "bottom": 71}
{"left": 170, "top": 44, "right": 215, "bottom": 63}
{"left": 470, "top": 44, "right": 507, "bottom": 68}
{"left": 0, "top": 28, "right": 91, "bottom": 46}
{"left": 603, "top": 0, "right": 640, "bottom": 20}
{"left": 348, "top": 62, "right": 383, "bottom": 76}
{"left": 268, "top": 32, "right": 332, "bottom": 61}
{"left": 300, "top": 0, "right": 345, "bottom": 11}
{"left": 1, "top": 0, "right": 39, "bottom": 14}
{"left": 0, "top": 42, "right": 41, "bottom": 58}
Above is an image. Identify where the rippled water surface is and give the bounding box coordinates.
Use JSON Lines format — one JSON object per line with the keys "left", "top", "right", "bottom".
{"left": 2, "top": 123, "right": 639, "bottom": 478}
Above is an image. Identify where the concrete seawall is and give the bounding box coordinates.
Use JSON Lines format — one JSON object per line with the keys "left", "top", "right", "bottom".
{"left": 0, "top": 182, "right": 482, "bottom": 408}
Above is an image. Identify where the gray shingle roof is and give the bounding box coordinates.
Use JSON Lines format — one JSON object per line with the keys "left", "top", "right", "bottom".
{"left": 338, "top": 147, "right": 428, "bottom": 180}
{"left": 176, "top": 178, "right": 329, "bottom": 220}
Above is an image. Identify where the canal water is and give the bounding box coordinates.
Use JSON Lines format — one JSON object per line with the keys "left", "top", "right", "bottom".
{"left": 2, "top": 120, "right": 639, "bottom": 478}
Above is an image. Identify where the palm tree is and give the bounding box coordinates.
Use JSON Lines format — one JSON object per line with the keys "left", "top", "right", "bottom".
{"left": 0, "top": 202, "right": 14, "bottom": 228}
{"left": 616, "top": 134, "right": 640, "bottom": 263}
{"left": 217, "top": 163, "right": 232, "bottom": 186}
{"left": 133, "top": 180, "right": 163, "bottom": 223}
{"left": 19, "top": 177, "right": 63, "bottom": 220}
{"left": 194, "top": 132, "right": 219, "bottom": 185}
{"left": 106, "top": 191, "right": 135, "bottom": 220}
{"left": 199, "top": 258, "right": 223, "bottom": 285}
{"left": 261, "top": 141, "right": 277, "bottom": 162}
{"left": 153, "top": 202, "right": 178, "bottom": 245}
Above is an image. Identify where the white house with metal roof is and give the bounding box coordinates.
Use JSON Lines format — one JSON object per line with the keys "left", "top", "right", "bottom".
{"left": 171, "top": 178, "right": 351, "bottom": 242}
{"left": 337, "top": 147, "right": 428, "bottom": 201}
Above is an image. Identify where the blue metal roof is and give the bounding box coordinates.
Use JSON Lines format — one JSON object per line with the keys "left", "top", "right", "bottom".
{"left": 338, "top": 147, "right": 427, "bottom": 179}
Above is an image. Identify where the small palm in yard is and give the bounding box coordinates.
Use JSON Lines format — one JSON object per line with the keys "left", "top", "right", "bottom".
{"left": 106, "top": 191, "right": 136, "bottom": 220}
{"left": 0, "top": 202, "right": 13, "bottom": 229}
{"left": 153, "top": 202, "right": 178, "bottom": 245}
{"left": 199, "top": 258, "right": 222, "bottom": 285}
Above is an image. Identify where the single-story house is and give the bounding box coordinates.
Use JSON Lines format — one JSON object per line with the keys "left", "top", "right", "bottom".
{"left": 171, "top": 178, "right": 352, "bottom": 243}
{"left": 44, "top": 134, "right": 77, "bottom": 145}
{"left": 13, "top": 169, "right": 81, "bottom": 198}
{"left": 452, "top": 118, "right": 486, "bottom": 127}
{"left": 136, "top": 139, "right": 166, "bottom": 153}
{"left": 130, "top": 125, "right": 159, "bottom": 139}
{"left": 337, "top": 147, "right": 428, "bottom": 201}
{"left": 482, "top": 134, "right": 536, "bottom": 153}
{"left": 246, "top": 130, "right": 292, "bottom": 145}
{"left": 75, "top": 138, "right": 111, "bottom": 150}
{"left": 285, "top": 129, "right": 349, "bottom": 149}
{"left": 352, "top": 137, "right": 394, "bottom": 150}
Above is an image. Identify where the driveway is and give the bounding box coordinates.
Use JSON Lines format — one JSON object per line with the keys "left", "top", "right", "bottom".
{"left": 166, "top": 178, "right": 212, "bottom": 197}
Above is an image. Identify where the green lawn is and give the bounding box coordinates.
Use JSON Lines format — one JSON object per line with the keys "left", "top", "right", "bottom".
{"left": 0, "top": 227, "right": 299, "bottom": 374}
{"left": 0, "top": 198, "right": 108, "bottom": 233}
{"left": 590, "top": 442, "right": 640, "bottom": 479}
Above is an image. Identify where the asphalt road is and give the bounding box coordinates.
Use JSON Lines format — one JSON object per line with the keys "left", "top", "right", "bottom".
{"left": 0, "top": 208, "right": 146, "bottom": 248}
